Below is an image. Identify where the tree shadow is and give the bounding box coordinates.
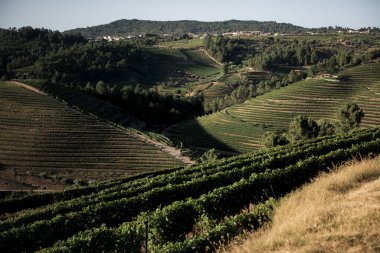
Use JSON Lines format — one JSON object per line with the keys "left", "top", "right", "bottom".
{"left": 163, "top": 118, "right": 239, "bottom": 156}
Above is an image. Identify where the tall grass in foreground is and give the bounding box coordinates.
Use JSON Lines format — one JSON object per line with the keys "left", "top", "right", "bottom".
{"left": 226, "top": 156, "right": 380, "bottom": 253}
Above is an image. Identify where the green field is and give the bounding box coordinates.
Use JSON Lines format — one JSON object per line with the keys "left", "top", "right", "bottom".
{"left": 157, "top": 38, "right": 204, "bottom": 48}
{"left": 201, "top": 82, "right": 233, "bottom": 100}
{"left": 142, "top": 47, "right": 220, "bottom": 80}
{"left": 0, "top": 128, "right": 379, "bottom": 252}
{"left": 164, "top": 62, "right": 380, "bottom": 153}
{"left": 0, "top": 81, "right": 183, "bottom": 188}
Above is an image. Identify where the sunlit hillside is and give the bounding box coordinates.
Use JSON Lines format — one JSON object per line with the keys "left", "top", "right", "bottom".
{"left": 165, "top": 62, "right": 380, "bottom": 153}
{"left": 226, "top": 155, "right": 380, "bottom": 253}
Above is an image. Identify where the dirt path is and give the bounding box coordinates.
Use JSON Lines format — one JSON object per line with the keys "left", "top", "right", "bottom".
{"left": 129, "top": 131, "right": 195, "bottom": 165}
{"left": 199, "top": 48, "right": 223, "bottom": 66}
{"left": 8, "top": 81, "right": 46, "bottom": 95}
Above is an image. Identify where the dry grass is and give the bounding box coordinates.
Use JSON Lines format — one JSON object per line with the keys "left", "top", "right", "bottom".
{"left": 226, "top": 156, "right": 380, "bottom": 253}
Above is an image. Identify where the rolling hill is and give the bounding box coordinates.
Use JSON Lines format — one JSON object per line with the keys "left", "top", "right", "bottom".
{"left": 164, "top": 62, "right": 380, "bottom": 153}
{"left": 0, "top": 81, "right": 184, "bottom": 190}
{"left": 68, "top": 19, "right": 307, "bottom": 38}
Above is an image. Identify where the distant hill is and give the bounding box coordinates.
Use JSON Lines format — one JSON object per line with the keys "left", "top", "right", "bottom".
{"left": 164, "top": 62, "right": 380, "bottom": 153}
{"left": 68, "top": 19, "right": 308, "bottom": 37}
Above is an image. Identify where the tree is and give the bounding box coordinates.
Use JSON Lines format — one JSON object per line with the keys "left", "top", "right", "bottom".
{"left": 288, "top": 115, "right": 320, "bottom": 142}
{"left": 261, "top": 131, "right": 289, "bottom": 148}
{"left": 95, "top": 80, "right": 107, "bottom": 95}
{"left": 337, "top": 103, "right": 364, "bottom": 133}
{"left": 317, "top": 119, "right": 336, "bottom": 136}
{"left": 198, "top": 148, "right": 220, "bottom": 163}
{"left": 84, "top": 82, "right": 94, "bottom": 92}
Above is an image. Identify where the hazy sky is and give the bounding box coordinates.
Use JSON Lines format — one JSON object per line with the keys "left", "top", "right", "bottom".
{"left": 0, "top": 0, "right": 379, "bottom": 31}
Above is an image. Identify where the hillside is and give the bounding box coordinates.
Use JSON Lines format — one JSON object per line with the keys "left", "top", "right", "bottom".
{"left": 68, "top": 19, "right": 307, "bottom": 38}
{"left": 0, "top": 127, "right": 379, "bottom": 252}
{"left": 227, "top": 156, "right": 380, "bottom": 253}
{"left": 0, "top": 81, "right": 184, "bottom": 190}
{"left": 164, "top": 62, "right": 380, "bottom": 153}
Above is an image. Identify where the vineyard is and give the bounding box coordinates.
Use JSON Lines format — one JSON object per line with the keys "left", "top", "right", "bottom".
{"left": 0, "top": 81, "right": 183, "bottom": 190}
{"left": 164, "top": 62, "right": 380, "bottom": 153}
{"left": 14, "top": 79, "right": 146, "bottom": 129}
{"left": 1, "top": 127, "right": 379, "bottom": 252}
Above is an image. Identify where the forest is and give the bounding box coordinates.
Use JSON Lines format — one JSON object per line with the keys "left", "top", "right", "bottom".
{"left": 69, "top": 19, "right": 380, "bottom": 38}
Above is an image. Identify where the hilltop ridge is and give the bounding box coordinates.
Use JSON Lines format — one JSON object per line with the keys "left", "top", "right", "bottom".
{"left": 68, "top": 19, "right": 308, "bottom": 38}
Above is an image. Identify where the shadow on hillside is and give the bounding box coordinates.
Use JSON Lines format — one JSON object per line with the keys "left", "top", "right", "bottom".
{"left": 164, "top": 118, "right": 239, "bottom": 157}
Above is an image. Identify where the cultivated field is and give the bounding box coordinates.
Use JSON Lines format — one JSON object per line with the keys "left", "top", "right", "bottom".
{"left": 0, "top": 127, "right": 379, "bottom": 252}
{"left": 0, "top": 82, "right": 183, "bottom": 190}
{"left": 164, "top": 62, "right": 380, "bottom": 153}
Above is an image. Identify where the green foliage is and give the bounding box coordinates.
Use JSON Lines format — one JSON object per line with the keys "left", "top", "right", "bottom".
{"left": 1, "top": 128, "right": 379, "bottom": 253}
{"left": 249, "top": 41, "right": 317, "bottom": 70}
{"left": 262, "top": 131, "right": 289, "bottom": 148}
{"left": 0, "top": 27, "right": 86, "bottom": 79}
{"left": 199, "top": 148, "right": 220, "bottom": 163}
{"left": 95, "top": 80, "right": 106, "bottom": 95}
{"left": 35, "top": 41, "right": 140, "bottom": 83}
{"left": 288, "top": 115, "right": 320, "bottom": 142}
{"left": 318, "top": 119, "right": 336, "bottom": 136}
{"left": 337, "top": 102, "right": 365, "bottom": 133}
{"left": 203, "top": 35, "right": 256, "bottom": 64}
{"left": 203, "top": 69, "right": 306, "bottom": 113}
{"left": 70, "top": 19, "right": 308, "bottom": 38}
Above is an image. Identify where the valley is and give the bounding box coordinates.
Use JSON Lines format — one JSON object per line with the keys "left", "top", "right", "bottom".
{"left": 0, "top": 12, "right": 380, "bottom": 253}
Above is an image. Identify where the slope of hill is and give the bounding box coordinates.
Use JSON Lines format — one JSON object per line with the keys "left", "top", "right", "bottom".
{"left": 0, "top": 81, "right": 184, "bottom": 190}
{"left": 227, "top": 155, "right": 380, "bottom": 253}
{"left": 0, "top": 128, "right": 379, "bottom": 252}
{"left": 68, "top": 19, "right": 307, "bottom": 38}
{"left": 164, "top": 62, "right": 380, "bottom": 153}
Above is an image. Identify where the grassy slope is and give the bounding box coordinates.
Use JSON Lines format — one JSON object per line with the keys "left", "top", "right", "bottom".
{"left": 136, "top": 48, "right": 220, "bottom": 92}
{"left": 0, "top": 82, "right": 183, "bottom": 190}
{"left": 164, "top": 62, "right": 380, "bottom": 153}
{"left": 227, "top": 156, "right": 380, "bottom": 253}
{"left": 157, "top": 38, "right": 204, "bottom": 49}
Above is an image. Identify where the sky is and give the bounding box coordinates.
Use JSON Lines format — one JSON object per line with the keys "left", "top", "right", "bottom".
{"left": 0, "top": 0, "right": 379, "bottom": 31}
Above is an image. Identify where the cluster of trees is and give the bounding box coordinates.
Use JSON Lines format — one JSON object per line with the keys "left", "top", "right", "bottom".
{"left": 308, "top": 48, "right": 380, "bottom": 75}
{"left": 204, "top": 35, "right": 379, "bottom": 75}
{"left": 203, "top": 35, "right": 256, "bottom": 63}
{"left": 262, "top": 103, "right": 365, "bottom": 147}
{"left": 0, "top": 27, "right": 86, "bottom": 79}
{"left": 84, "top": 82, "right": 204, "bottom": 124}
{"left": 248, "top": 40, "right": 318, "bottom": 70}
{"left": 0, "top": 27, "right": 148, "bottom": 83}
{"left": 204, "top": 69, "right": 306, "bottom": 113}
{"left": 33, "top": 41, "right": 141, "bottom": 83}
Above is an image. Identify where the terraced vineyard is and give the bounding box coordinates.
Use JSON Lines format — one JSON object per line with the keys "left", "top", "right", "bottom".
{"left": 0, "top": 81, "right": 183, "bottom": 190}
{"left": 17, "top": 80, "right": 145, "bottom": 129}
{"left": 164, "top": 62, "right": 380, "bottom": 153}
{"left": 1, "top": 127, "right": 379, "bottom": 252}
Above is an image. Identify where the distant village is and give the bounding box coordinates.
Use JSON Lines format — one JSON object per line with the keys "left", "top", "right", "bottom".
{"left": 94, "top": 28, "right": 374, "bottom": 42}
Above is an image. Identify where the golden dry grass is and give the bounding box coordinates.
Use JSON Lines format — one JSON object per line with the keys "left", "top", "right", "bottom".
{"left": 226, "top": 156, "right": 380, "bottom": 253}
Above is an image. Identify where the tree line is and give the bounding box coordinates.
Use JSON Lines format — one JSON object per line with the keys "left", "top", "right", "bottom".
{"left": 83, "top": 81, "right": 204, "bottom": 125}
{"left": 0, "top": 27, "right": 86, "bottom": 80}
{"left": 262, "top": 103, "right": 365, "bottom": 147}
{"left": 69, "top": 19, "right": 308, "bottom": 38}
